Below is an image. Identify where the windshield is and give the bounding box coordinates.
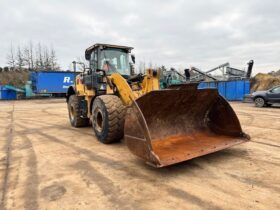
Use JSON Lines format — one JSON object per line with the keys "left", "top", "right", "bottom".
{"left": 271, "top": 86, "right": 280, "bottom": 93}
{"left": 99, "top": 48, "right": 130, "bottom": 75}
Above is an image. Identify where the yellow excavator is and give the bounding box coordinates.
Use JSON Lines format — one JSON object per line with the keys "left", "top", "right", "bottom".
{"left": 66, "top": 43, "right": 249, "bottom": 167}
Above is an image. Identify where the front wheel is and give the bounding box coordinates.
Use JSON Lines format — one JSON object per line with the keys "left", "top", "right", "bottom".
{"left": 92, "top": 95, "right": 126, "bottom": 144}
{"left": 254, "top": 97, "right": 265, "bottom": 107}
{"left": 68, "top": 95, "right": 89, "bottom": 127}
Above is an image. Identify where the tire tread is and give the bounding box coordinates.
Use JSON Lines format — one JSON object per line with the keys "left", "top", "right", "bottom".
{"left": 93, "top": 95, "right": 126, "bottom": 143}
{"left": 68, "top": 95, "right": 89, "bottom": 127}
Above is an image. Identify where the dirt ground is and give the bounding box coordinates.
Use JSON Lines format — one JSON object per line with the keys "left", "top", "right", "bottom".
{"left": 0, "top": 99, "right": 279, "bottom": 210}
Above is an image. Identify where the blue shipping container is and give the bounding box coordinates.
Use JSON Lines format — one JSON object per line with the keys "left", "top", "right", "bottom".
{"left": 0, "top": 86, "right": 17, "bottom": 100}
{"left": 198, "top": 80, "right": 250, "bottom": 101}
{"left": 31, "top": 71, "right": 76, "bottom": 94}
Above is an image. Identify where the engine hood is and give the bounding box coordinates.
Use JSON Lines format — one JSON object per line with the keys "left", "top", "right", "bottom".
{"left": 252, "top": 90, "right": 267, "bottom": 95}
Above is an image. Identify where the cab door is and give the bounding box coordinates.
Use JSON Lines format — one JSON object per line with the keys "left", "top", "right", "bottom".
{"left": 267, "top": 86, "right": 280, "bottom": 103}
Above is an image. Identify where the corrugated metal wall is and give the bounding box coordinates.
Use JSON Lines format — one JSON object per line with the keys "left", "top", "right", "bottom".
{"left": 31, "top": 71, "right": 76, "bottom": 94}
{"left": 198, "top": 80, "right": 250, "bottom": 101}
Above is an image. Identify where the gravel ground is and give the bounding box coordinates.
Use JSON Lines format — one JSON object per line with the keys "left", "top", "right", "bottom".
{"left": 0, "top": 99, "right": 279, "bottom": 210}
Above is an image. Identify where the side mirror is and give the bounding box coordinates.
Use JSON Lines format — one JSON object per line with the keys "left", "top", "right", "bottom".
{"left": 131, "top": 54, "right": 135, "bottom": 64}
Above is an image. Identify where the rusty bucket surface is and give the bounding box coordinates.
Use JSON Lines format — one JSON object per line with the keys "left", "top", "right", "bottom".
{"left": 124, "top": 85, "right": 249, "bottom": 167}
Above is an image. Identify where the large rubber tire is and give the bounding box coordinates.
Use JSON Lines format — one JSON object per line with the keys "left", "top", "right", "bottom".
{"left": 254, "top": 97, "right": 265, "bottom": 107}
{"left": 92, "top": 95, "right": 126, "bottom": 144}
{"left": 68, "top": 95, "right": 89, "bottom": 127}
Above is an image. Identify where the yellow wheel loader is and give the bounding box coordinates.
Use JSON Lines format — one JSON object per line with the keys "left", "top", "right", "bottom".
{"left": 66, "top": 43, "right": 249, "bottom": 167}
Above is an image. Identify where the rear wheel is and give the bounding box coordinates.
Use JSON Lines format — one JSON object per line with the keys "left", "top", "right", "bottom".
{"left": 92, "top": 95, "right": 126, "bottom": 144}
{"left": 254, "top": 97, "right": 265, "bottom": 107}
{"left": 68, "top": 95, "right": 89, "bottom": 127}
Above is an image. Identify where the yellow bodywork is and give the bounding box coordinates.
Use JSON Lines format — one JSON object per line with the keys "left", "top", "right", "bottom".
{"left": 75, "top": 69, "right": 160, "bottom": 118}
{"left": 69, "top": 44, "right": 249, "bottom": 168}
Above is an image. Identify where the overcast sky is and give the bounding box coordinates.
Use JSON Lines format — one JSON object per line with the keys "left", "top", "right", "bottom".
{"left": 0, "top": 0, "right": 280, "bottom": 73}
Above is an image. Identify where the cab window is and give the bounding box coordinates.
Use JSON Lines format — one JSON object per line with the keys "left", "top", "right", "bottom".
{"left": 99, "top": 48, "right": 130, "bottom": 76}
{"left": 90, "top": 50, "right": 98, "bottom": 70}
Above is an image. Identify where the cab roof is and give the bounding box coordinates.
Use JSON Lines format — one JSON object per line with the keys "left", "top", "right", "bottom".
{"left": 85, "top": 43, "right": 133, "bottom": 60}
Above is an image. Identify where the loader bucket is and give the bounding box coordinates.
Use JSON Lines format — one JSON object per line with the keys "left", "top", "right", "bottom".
{"left": 124, "top": 84, "right": 249, "bottom": 167}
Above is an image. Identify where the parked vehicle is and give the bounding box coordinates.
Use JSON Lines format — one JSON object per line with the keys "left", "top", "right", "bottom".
{"left": 251, "top": 85, "right": 280, "bottom": 107}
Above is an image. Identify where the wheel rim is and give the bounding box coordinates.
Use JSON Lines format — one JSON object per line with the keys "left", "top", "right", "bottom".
{"left": 70, "top": 105, "right": 75, "bottom": 120}
{"left": 255, "top": 98, "right": 264, "bottom": 107}
{"left": 94, "top": 109, "right": 104, "bottom": 132}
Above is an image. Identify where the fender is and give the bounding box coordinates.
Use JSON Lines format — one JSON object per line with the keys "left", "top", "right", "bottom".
{"left": 66, "top": 86, "right": 75, "bottom": 102}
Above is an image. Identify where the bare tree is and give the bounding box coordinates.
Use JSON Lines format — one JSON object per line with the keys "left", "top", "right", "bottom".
{"left": 7, "top": 43, "right": 16, "bottom": 70}
{"left": 16, "top": 46, "right": 24, "bottom": 70}
{"left": 29, "top": 41, "right": 34, "bottom": 70}
{"left": 50, "top": 47, "right": 60, "bottom": 70}
{"left": 23, "top": 45, "right": 31, "bottom": 70}
{"left": 7, "top": 41, "right": 60, "bottom": 71}
{"left": 43, "top": 46, "right": 51, "bottom": 70}
{"left": 35, "top": 43, "right": 44, "bottom": 70}
{"left": 23, "top": 41, "right": 35, "bottom": 70}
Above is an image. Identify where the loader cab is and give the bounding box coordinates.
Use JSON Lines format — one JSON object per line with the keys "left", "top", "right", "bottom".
{"left": 85, "top": 44, "right": 134, "bottom": 78}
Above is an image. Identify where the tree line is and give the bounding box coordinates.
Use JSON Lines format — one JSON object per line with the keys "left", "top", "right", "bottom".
{"left": 0, "top": 42, "right": 60, "bottom": 72}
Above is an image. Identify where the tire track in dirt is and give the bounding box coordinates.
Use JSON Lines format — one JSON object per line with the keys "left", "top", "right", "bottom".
{"left": 27, "top": 121, "right": 278, "bottom": 168}
{"left": 250, "top": 140, "right": 280, "bottom": 148}
{"left": 30, "top": 130, "right": 223, "bottom": 210}
{"left": 42, "top": 107, "right": 66, "bottom": 117}
{"left": 16, "top": 118, "right": 93, "bottom": 136}
{"left": 16, "top": 122, "right": 278, "bottom": 208}
{"left": 237, "top": 111, "right": 280, "bottom": 147}
{"left": 225, "top": 172, "right": 280, "bottom": 194}
{"left": 6, "top": 155, "right": 22, "bottom": 209}
{"left": 203, "top": 148, "right": 280, "bottom": 167}
{"left": 20, "top": 135, "right": 39, "bottom": 210}
{"left": 0, "top": 103, "right": 14, "bottom": 210}
{"left": 10, "top": 119, "right": 224, "bottom": 209}
{"left": 237, "top": 110, "right": 280, "bottom": 129}
{"left": 236, "top": 111, "right": 255, "bottom": 126}
{"left": 71, "top": 160, "right": 142, "bottom": 210}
